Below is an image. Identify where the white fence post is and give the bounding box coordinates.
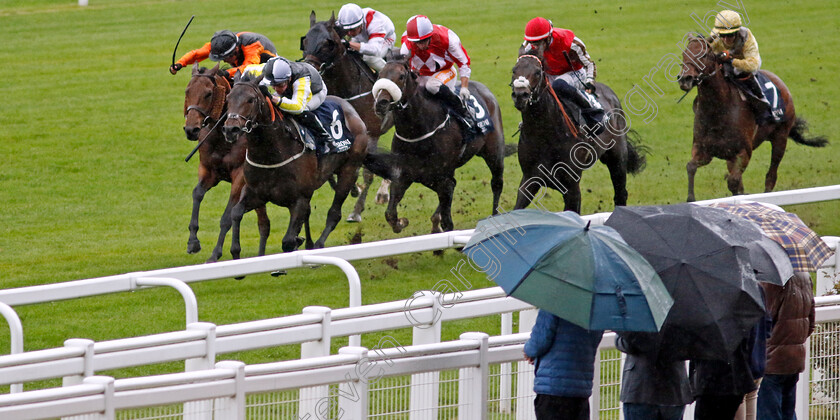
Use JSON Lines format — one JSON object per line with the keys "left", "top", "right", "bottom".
{"left": 0, "top": 302, "right": 24, "bottom": 393}
{"left": 63, "top": 339, "right": 95, "bottom": 386}
{"left": 795, "top": 336, "right": 811, "bottom": 419}
{"left": 184, "top": 322, "right": 216, "bottom": 420}
{"left": 299, "top": 256, "right": 363, "bottom": 347}
{"left": 459, "top": 332, "right": 489, "bottom": 420}
{"left": 500, "top": 312, "right": 513, "bottom": 413}
{"left": 83, "top": 376, "right": 114, "bottom": 420}
{"left": 516, "top": 309, "right": 538, "bottom": 420}
{"left": 338, "top": 346, "right": 369, "bottom": 419}
{"left": 214, "top": 361, "right": 245, "bottom": 420}
{"left": 300, "top": 306, "right": 332, "bottom": 418}
{"left": 409, "top": 291, "right": 442, "bottom": 420}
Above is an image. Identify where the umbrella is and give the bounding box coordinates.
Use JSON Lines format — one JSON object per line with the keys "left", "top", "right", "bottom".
{"left": 463, "top": 209, "right": 673, "bottom": 332}
{"left": 709, "top": 201, "right": 832, "bottom": 272}
{"left": 605, "top": 203, "right": 775, "bottom": 360}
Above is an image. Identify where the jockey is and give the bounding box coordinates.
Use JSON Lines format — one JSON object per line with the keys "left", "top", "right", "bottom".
{"left": 336, "top": 3, "right": 396, "bottom": 72}
{"left": 521, "top": 17, "right": 604, "bottom": 129}
{"left": 170, "top": 30, "right": 277, "bottom": 79}
{"left": 260, "top": 57, "right": 332, "bottom": 144}
{"left": 399, "top": 15, "right": 477, "bottom": 133}
{"left": 710, "top": 10, "right": 778, "bottom": 123}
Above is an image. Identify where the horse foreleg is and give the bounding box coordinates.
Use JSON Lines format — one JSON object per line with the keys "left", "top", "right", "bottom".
{"left": 375, "top": 178, "right": 392, "bottom": 205}
{"left": 600, "top": 147, "right": 629, "bottom": 207}
{"left": 347, "top": 168, "right": 375, "bottom": 223}
{"left": 315, "top": 165, "right": 357, "bottom": 248}
{"left": 283, "top": 198, "right": 311, "bottom": 253}
{"left": 765, "top": 132, "right": 788, "bottom": 192}
{"left": 686, "top": 146, "right": 712, "bottom": 202}
{"left": 229, "top": 186, "right": 263, "bottom": 261}
{"left": 255, "top": 206, "right": 270, "bottom": 256}
{"left": 207, "top": 171, "right": 242, "bottom": 263}
{"left": 435, "top": 177, "right": 457, "bottom": 232}
{"left": 562, "top": 183, "right": 582, "bottom": 214}
{"left": 513, "top": 173, "right": 541, "bottom": 210}
{"left": 188, "top": 181, "right": 210, "bottom": 254}
{"left": 385, "top": 179, "right": 411, "bottom": 233}
{"left": 726, "top": 150, "right": 751, "bottom": 195}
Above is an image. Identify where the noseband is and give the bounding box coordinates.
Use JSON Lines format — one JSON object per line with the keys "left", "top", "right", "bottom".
{"left": 227, "top": 82, "right": 268, "bottom": 134}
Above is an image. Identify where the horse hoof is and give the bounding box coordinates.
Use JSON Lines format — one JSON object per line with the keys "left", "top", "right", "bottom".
{"left": 270, "top": 270, "right": 287, "bottom": 277}
{"left": 187, "top": 241, "right": 201, "bottom": 254}
{"left": 346, "top": 213, "right": 362, "bottom": 223}
{"left": 350, "top": 184, "right": 361, "bottom": 198}
{"left": 234, "top": 275, "right": 246, "bottom": 280}
{"left": 375, "top": 194, "right": 389, "bottom": 205}
{"left": 433, "top": 249, "right": 445, "bottom": 257}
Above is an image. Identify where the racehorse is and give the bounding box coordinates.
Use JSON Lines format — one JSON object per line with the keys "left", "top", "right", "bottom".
{"left": 182, "top": 64, "right": 270, "bottom": 263}
{"left": 678, "top": 34, "right": 827, "bottom": 201}
{"left": 222, "top": 72, "right": 369, "bottom": 257}
{"left": 369, "top": 59, "right": 505, "bottom": 234}
{"left": 510, "top": 54, "right": 646, "bottom": 213}
{"left": 302, "top": 11, "right": 393, "bottom": 223}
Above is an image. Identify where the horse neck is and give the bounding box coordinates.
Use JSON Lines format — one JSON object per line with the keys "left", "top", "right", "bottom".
{"left": 245, "top": 119, "right": 298, "bottom": 159}
{"left": 521, "top": 88, "right": 573, "bottom": 139}
{"left": 393, "top": 89, "right": 448, "bottom": 135}
{"left": 324, "top": 53, "right": 373, "bottom": 98}
{"left": 695, "top": 70, "right": 744, "bottom": 118}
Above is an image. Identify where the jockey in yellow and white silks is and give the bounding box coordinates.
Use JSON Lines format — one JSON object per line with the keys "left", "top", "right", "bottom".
{"left": 251, "top": 57, "right": 332, "bottom": 143}
{"left": 709, "top": 10, "right": 778, "bottom": 123}
{"left": 337, "top": 3, "right": 396, "bottom": 72}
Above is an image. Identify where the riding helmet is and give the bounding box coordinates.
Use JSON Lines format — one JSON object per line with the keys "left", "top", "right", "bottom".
{"left": 263, "top": 57, "right": 292, "bottom": 85}
{"left": 712, "top": 10, "right": 742, "bottom": 35}
{"left": 524, "top": 17, "right": 553, "bottom": 41}
{"left": 209, "top": 30, "right": 239, "bottom": 61}
{"left": 337, "top": 3, "right": 365, "bottom": 30}
{"left": 405, "top": 15, "right": 433, "bottom": 42}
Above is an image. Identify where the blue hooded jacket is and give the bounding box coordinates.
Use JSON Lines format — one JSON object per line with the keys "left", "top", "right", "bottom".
{"left": 524, "top": 310, "right": 604, "bottom": 397}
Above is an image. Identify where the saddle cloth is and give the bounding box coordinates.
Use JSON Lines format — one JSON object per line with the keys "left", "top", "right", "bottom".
{"left": 755, "top": 72, "right": 786, "bottom": 121}
{"left": 295, "top": 100, "right": 355, "bottom": 157}
{"left": 453, "top": 86, "right": 495, "bottom": 136}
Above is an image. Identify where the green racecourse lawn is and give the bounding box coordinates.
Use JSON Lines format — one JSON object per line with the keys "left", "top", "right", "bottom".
{"left": 1, "top": 0, "right": 839, "bottom": 389}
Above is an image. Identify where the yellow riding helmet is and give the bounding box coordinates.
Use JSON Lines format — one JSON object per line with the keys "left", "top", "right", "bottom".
{"left": 712, "top": 10, "right": 742, "bottom": 35}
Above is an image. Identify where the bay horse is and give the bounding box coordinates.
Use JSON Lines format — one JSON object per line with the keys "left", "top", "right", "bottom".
{"left": 678, "top": 34, "right": 828, "bottom": 202}
{"left": 510, "top": 54, "right": 646, "bottom": 213}
{"left": 182, "top": 64, "right": 269, "bottom": 263}
{"left": 302, "top": 11, "right": 393, "bottom": 223}
{"left": 369, "top": 59, "right": 505, "bottom": 234}
{"left": 222, "top": 72, "right": 368, "bottom": 257}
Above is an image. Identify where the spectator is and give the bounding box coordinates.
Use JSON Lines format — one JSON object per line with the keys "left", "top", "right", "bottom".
{"left": 524, "top": 309, "right": 603, "bottom": 420}
{"left": 615, "top": 332, "right": 692, "bottom": 420}
{"left": 690, "top": 336, "right": 758, "bottom": 420}
{"left": 757, "top": 272, "right": 816, "bottom": 420}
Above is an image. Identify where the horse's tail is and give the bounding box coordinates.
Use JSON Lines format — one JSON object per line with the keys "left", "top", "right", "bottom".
{"left": 504, "top": 143, "right": 518, "bottom": 157}
{"left": 363, "top": 151, "right": 398, "bottom": 180}
{"left": 625, "top": 129, "right": 649, "bottom": 175}
{"left": 789, "top": 117, "right": 828, "bottom": 148}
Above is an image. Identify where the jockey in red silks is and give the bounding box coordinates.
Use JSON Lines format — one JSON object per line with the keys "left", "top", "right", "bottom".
{"left": 521, "top": 17, "right": 605, "bottom": 129}
{"left": 399, "top": 15, "right": 476, "bottom": 133}
{"left": 336, "top": 3, "right": 396, "bottom": 72}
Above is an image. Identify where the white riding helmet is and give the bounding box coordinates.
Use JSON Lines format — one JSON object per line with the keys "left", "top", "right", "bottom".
{"left": 337, "top": 3, "right": 365, "bottom": 30}
{"left": 264, "top": 57, "right": 292, "bottom": 85}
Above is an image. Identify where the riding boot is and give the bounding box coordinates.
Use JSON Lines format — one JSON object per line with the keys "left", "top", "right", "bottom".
{"left": 433, "top": 86, "right": 477, "bottom": 135}
{"left": 295, "top": 110, "right": 332, "bottom": 151}
{"left": 739, "top": 74, "right": 778, "bottom": 124}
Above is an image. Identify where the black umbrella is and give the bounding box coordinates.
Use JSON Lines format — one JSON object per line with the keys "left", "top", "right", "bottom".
{"left": 605, "top": 204, "right": 776, "bottom": 360}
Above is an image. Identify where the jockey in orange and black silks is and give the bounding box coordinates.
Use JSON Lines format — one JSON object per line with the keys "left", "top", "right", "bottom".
{"left": 709, "top": 10, "right": 778, "bottom": 123}
{"left": 170, "top": 31, "right": 277, "bottom": 79}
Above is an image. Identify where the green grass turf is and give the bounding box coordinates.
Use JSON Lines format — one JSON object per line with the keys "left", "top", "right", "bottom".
{"left": 0, "top": 0, "right": 838, "bottom": 388}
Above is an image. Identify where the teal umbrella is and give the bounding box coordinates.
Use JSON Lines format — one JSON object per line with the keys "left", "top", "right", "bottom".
{"left": 463, "top": 209, "right": 673, "bottom": 332}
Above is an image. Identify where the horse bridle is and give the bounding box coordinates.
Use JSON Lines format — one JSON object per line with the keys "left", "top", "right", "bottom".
{"left": 186, "top": 73, "right": 227, "bottom": 128}
{"left": 226, "top": 82, "right": 266, "bottom": 135}
{"left": 681, "top": 37, "right": 720, "bottom": 89}
{"left": 304, "top": 33, "right": 377, "bottom": 99}
{"left": 512, "top": 54, "right": 546, "bottom": 106}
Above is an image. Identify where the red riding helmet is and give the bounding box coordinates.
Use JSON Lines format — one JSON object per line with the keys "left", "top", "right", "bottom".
{"left": 406, "top": 15, "right": 434, "bottom": 42}
{"left": 524, "top": 17, "right": 553, "bottom": 42}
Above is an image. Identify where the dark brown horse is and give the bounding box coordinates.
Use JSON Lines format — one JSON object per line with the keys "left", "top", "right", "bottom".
{"left": 182, "top": 64, "right": 269, "bottom": 262}
{"left": 302, "top": 11, "right": 393, "bottom": 223}
{"left": 510, "top": 54, "right": 646, "bottom": 213}
{"left": 678, "top": 34, "right": 827, "bottom": 201}
{"left": 368, "top": 60, "right": 505, "bottom": 234}
{"left": 222, "top": 72, "right": 368, "bottom": 257}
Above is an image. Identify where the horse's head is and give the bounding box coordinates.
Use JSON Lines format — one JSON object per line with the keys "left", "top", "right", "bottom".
{"left": 183, "top": 63, "right": 230, "bottom": 140}
{"left": 223, "top": 71, "right": 276, "bottom": 143}
{"left": 372, "top": 58, "right": 415, "bottom": 118}
{"left": 510, "top": 54, "right": 545, "bottom": 111}
{"left": 677, "top": 34, "right": 719, "bottom": 92}
{"left": 301, "top": 11, "right": 345, "bottom": 73}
